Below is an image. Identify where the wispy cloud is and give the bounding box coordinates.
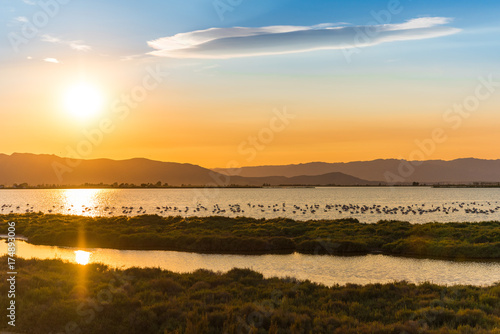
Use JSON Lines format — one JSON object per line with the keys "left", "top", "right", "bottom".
{"left": 120, "top": 54, "right": 146, "bottom": 61}
{"left": 21, "top": 0, "right": 35, "bottom": 5}
{"left": 148, "top": 17, "right": 461, "bottom": 59}
{"left": 43, "top": 58, "right": 60, "bottom": 64}
{"left": 383, "top": 17, "right": 453, "bottom": 30}
{"left": 14, "top": 16, "right": 28, "bottom": 23}
{"left": 40, "top": 34, "right": 92, "bottom": 52}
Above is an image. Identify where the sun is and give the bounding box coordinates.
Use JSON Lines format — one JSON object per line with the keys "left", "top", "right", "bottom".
{"left": 64, "top": 83, "right": 103, "bottom": 120}
{"left": 74, "top": 250, "right": 91, "bottom": 265}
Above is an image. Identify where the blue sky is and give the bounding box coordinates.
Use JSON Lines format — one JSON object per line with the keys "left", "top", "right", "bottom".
{"left": 2, "top": 0, "right": 500, "bottom": 62}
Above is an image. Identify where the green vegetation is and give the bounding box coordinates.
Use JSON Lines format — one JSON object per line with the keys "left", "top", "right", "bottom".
{"left": 1, "top": 213, "right": 500, "bottom": 259}
{"left": 1, "top": 257, "right": 499, "bottom": 333}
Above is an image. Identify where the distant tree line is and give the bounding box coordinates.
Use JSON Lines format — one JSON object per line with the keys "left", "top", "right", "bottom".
{"left": 0, "top": 182, "right": 260, "bottom": 189}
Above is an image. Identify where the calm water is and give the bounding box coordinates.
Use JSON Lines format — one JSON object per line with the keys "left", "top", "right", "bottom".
{"left": 2, "top": 241, "right": 499, "bottom": 286}
{"left": 1, "top": 187, "right": 499, "bottom": 223}
{"left": 3, "top": 188, "right": 499, "bottom": 286}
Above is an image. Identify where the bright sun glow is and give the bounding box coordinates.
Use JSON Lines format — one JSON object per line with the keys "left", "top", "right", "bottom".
{"left": 63, "top": 189, "right": 102, "bottom": 216}
{"left": 74, "top": 250, "right": 91, "bottom": 265}
{"left": 64, "top": 83, "right": 103, "bottom": 120}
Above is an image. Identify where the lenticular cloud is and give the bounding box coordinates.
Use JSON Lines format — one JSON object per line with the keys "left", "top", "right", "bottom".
{"left": 147, "top": 17, "right": 460, "bottom": 59}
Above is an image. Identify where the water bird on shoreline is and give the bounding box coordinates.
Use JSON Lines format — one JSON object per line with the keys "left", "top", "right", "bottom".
{"left": 1, "top": 200, "right": 500, "bottom": 222}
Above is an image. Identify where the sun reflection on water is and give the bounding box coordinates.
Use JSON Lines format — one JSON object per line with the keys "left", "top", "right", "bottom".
{"left": 74, "top": 250, "right": 91, "bottom": 265}
{"left": 62, "top": 189, "right": 103, "bottom": 216}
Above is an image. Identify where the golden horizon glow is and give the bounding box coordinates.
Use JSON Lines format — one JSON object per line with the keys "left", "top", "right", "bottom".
{"left": 74, "top": 250, "right": 91, "bottom": 265}
{"left": 63, "top": 189, "right": 103, "bottom": 216}
{"left": 63, "top": 83, "right": 104, "bottom": 121}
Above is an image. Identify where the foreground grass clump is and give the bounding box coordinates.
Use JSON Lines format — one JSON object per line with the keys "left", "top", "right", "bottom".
{"left": 0, "top": 257, "right": 499, "bottom": 334}
{"left": 1, "top": 213, "right": 500, "bottom": 259}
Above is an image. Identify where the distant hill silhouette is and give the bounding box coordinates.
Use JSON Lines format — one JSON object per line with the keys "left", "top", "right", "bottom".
{"left": 213, "top": 158, "right": 500, "bottom": 183}
{"left": 0, "top": 153, "right": 222, "bottom": 186}
{"left": 231, "top": 172, "right": 380, "bottom": 186}
{"left": 0, "top": 153, "right": 378, "bottom": 186}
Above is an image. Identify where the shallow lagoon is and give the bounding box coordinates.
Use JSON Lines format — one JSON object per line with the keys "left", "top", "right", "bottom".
{"left": 1, "top": 187, "right": 500, "bottom": 223}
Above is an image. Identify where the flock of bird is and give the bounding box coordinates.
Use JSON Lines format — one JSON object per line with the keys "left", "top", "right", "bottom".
{"left": 1, "top": 201, "right": 500, "bottom": 219}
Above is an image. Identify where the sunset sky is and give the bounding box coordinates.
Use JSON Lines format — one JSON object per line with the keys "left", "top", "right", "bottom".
{"left": 1, "top": 0, "right": 499, "bottom": 168}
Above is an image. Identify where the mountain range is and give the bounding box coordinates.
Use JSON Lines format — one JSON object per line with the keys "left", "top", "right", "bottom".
{"left": 0, "top": 153, "right": 377, "bottom": 187}
{"left": 1, "top": 153, "right": 498, "bottom": 187}
{"left": 214, "top": 158, "right": 500, "bottom": 183}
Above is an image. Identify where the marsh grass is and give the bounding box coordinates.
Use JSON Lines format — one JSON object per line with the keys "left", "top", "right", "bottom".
{"left": 0, "top": 257, "right": 499, "bottom": 333}
{"left": 1, "top": 213, "right": 499, "bottom": 259}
